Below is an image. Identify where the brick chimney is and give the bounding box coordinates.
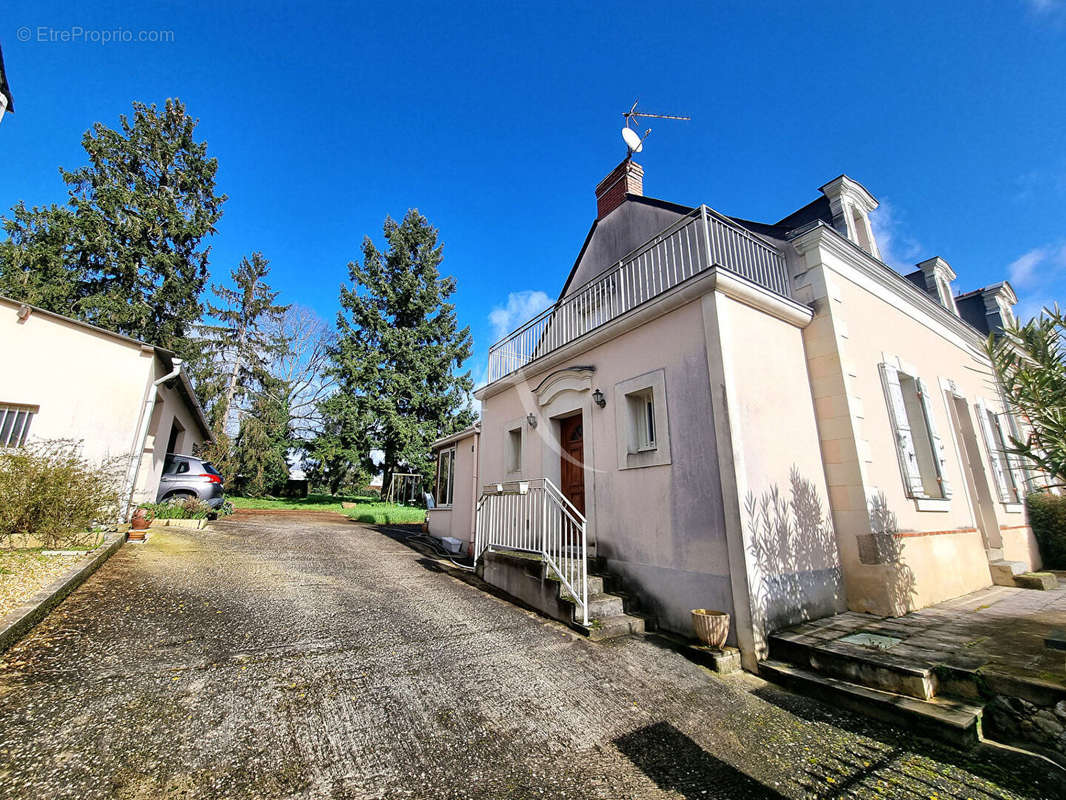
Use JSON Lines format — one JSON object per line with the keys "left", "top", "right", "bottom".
{"left": 595, "top": 158, "right": 643, "bottom": 220}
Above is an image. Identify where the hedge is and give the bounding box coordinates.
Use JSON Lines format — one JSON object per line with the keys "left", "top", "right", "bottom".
{"left": 1025, "top": 492, "right": 1066, "bottom": 569}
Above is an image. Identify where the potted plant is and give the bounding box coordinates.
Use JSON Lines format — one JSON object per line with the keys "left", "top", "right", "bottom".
{"left": 691, "top": 608, "right": 730, "bottom": 649}
{"left": 129, "top": 507, "right": 152, "bottom": 541}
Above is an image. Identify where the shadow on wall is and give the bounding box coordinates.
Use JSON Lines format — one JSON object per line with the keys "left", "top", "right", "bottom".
{"left": 864, "top": 492, "right": 917, "bottom": 616}
{"left": 613, "top": 722, "right": 784, "bottom": 799}
{"left": 744, "top": 467, "right": 844, "bottom": 645}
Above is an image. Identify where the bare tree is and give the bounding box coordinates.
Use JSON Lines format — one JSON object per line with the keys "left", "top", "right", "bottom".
{"left": 268, "top": 305, "right": 337, "bottom": 441}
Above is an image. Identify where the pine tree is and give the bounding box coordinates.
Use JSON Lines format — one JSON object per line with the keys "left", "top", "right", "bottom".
{"left": 327, "top": 210, "right": 475, "bottom": 492}
{"left": 196, "top": 252, "right": 289, "bottom": 432}
{"left": 234, "top": 374, "right": 292, "bottom": 497}
{"left": 1, "top": 99, "right": 226, "bottom": 357}
{"left": 0, "top": 203, "right": 81, "bottom": 310}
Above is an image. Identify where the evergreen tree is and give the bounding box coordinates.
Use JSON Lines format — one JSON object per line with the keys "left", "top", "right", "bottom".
{"left": 196, "top": 252, "right": 289, "bottom": 431}
{"left": 307, "top": 393, "right": 371, "bottom": 495}
{"left": 234, "top": 374, "right": 292, "bottom": 497}
{"left": 327, "top": 210, "right": 475, "bottom": 492}
{"left": 0, "top": 203, "right": 81, "bottom": 310}
{"left": 0, "top": 99, "right": 225, "bottom": 357}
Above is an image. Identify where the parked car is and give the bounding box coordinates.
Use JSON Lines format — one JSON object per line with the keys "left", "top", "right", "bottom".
{"left": 156, "top": 453, "right": 225, "bottom": 508}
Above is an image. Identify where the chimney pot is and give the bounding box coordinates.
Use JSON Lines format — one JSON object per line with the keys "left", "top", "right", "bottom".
{"left": 595, "top": 158, "right": 643, "bottom": 220}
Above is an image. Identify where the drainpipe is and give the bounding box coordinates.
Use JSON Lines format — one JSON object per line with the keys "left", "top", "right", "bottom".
{"left": 121, "top": 358, "right": 182, "bottom": 521}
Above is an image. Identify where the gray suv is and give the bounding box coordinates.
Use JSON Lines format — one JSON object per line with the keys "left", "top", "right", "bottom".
{"left": 156, "top": 453, "right": 225, "bottom": 508}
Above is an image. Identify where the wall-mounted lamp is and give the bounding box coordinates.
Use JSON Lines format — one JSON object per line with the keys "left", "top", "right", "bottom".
{"left": 592, "top": 388, "right": 606, "bottom": 408}
{"left": 526, "top": 413, "right": 538, "bottom": 428}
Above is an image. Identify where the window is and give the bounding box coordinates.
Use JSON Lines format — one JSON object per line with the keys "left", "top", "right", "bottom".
{"left": 628, "top": 389, "right": 656, "bottom": 451}
{"left": 0, "top": 404, "right": 36, "bottom": 448}
{"left": 879, "top": 364, "right": 951, "bottom": 500}
{"left": 436, "top": 448, "right": 455, "bottom": 507}
{"left": 614, "top": 369, "right": 671, "bottom": 470}
{"left": 977, "top": 401, "right": 1023, "bottom": 504}
{"left": 506, "top": 427, "right": 522, "bottom": 474}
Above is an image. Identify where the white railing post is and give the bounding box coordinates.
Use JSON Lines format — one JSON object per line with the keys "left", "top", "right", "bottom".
{"left": 474, "top": 478, "right": 589, "bottom": 624}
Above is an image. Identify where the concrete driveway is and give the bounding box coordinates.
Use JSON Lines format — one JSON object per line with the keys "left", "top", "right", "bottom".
{"left": 0, "top": 511, "right": 1056, "bottom": 799}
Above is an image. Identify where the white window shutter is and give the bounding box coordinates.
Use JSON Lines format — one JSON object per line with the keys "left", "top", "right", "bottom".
{"left": 976, "top": 399, "right": 1011, "bottom": 502}
{"left": 995, "top": 412, "right": 1024, "bottom": 502}
{"left": 915, "top": 377, "right": 951, "bottom": 499}
{"left": 879, "top": 363, "right": 925, "bottom": 497}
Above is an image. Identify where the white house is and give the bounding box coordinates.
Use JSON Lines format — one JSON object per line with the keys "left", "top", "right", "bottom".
{"left": 436, "top": 158, "right": 1042, "bottom": 670}
{"left": 0, "top": 296, "right": 213, "bottom": 517}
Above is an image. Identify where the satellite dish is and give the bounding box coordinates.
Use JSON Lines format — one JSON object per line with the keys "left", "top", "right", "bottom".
{"left": 621, "top": 126, "right": 643, "bottom": 153}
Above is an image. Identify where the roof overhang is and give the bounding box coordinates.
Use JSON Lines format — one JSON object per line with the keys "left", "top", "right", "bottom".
{"left": 430, "top": 423, "right": 480, "bottom": 451}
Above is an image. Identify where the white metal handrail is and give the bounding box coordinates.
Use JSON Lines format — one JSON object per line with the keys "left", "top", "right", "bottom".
{"left": 486, "top": 206, "right": 790, "bottom": 382}
{"left": 473, "top": 477, "right": 588, "bottom": 625}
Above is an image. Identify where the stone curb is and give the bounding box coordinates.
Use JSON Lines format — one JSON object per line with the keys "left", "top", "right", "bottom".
{"left": 0, "top": 533, "right": 125, "bottom": 654}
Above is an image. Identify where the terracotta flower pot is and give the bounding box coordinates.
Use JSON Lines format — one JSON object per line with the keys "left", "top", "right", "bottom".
{"left": 129, "top": 508, "right": 152, "bottom": 541}
{"left": 691, "top": 609, "right": 730, "bottom": 649}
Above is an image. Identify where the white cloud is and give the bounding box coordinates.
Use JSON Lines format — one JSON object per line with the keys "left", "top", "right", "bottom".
{"left": 1006, "top": 242, "right": 1066, "bottom": 321}
{"left": 869, "top": 200, "right": 923, "bottom": 271}
{"left": 488, "top": 289, "right": 552, "bottom": 341}
{"left": 1008, "top": 247, "right": 1048, "bottom": 288}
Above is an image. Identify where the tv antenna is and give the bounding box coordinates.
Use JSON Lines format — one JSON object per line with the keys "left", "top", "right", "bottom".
{"left": 622, "top": 99, "right": 690, "bottom": 154}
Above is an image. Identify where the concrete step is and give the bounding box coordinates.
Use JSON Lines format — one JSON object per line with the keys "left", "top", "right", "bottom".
{"left": 577, "top": 613, "right": 646, "bottom": 642}
{"left": 768, "top": 632, "right": 938, "bottom": 700}
{"left": 990, "top": 559, "right": 1028, "bottom": 586}
{"left": 759, "top": 660, "right": 983, "bottom": 749}
{"left": 1014, "top": 572, "right": 1058, "bottom": 590}
{"left": 586, "top": 592, "right": 625, "bottom": 618}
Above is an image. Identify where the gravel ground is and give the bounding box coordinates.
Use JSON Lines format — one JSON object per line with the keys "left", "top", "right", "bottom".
{"left": 0, "top": 511, "right": 1059, "bottom": 799}
{"left": 0, "top": 550, "right": 85, "bottom": 618}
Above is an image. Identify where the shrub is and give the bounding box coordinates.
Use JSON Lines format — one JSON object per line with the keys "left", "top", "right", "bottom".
{"left": 140, "top": 497, "right": 212, "bottom": 520}
{"left": 0, "top": 439, "right": 122, "bottom": 548}
{"left": 1025, "top": 492, "right": 1066, "bottom": 569}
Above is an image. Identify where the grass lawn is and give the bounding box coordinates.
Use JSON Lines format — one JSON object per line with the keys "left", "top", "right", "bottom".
{"left": 229, "top": 493, "right": 426, "bottom": 525}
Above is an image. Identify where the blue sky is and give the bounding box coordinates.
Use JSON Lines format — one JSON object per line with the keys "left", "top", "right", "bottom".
{"left": 4, "top": 0, "right": 1066, "bottom": 384}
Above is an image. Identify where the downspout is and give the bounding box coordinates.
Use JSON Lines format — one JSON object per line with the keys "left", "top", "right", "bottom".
{"left": 470, "top": 429, "right": 480, "bottom": 546}
{"left": 121, "top": 358, "right": 182, "bottom": 521}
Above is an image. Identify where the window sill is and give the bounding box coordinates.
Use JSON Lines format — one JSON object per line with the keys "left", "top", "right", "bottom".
{"left": 913, "top": 497, "right": 951, "bottom": 512}
{"left": 1001, "top": 502, "right": 1024, "bottom": 514}
{"left": 430, "top": 505, "right": 452, "bottom": 511}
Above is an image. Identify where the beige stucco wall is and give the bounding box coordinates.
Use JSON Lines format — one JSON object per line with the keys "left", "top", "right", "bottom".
{"left": 792, "top": 235, "right": 1031, "bottom": 613}
{"left": 480, "top": 296, "right": 735, "bottom": 637}
{"left": 427, "top": 430, "right": 478, "bottom": 550}
{"left": 1, "top": 300, "right": 153, "bottom": 465}
{"left": 0, "top": 299, "right": 208, "bottom": 511}
{"left": 703, "top": 292, "right": 843, "bottom": 664}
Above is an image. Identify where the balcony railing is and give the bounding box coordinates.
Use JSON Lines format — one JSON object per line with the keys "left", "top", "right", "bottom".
{"left": 486, "top": 206, "right": 790, "bottom": 383}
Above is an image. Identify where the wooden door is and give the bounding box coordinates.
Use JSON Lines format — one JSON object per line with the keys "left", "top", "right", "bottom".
{"left": 559, "top": 414, "right": 585, "bottom": 515}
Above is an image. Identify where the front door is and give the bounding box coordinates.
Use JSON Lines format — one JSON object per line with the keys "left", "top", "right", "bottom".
{"left": 559, "top": 414, "right": 586, "bottom": 515}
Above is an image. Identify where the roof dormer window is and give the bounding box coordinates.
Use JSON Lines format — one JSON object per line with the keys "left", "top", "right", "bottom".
{"left": 820, "top": 175, "right": 881, "bottom": 260}
{"left": 913, "top": 257, "right": 958, "bottom": 315}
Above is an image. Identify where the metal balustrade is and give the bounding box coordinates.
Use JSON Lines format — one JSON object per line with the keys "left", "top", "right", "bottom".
{"left": 486, "top": 206, "right": 790, "bottom": 383}
{"left": 473, "top": 477, "right": 588, "bottom": 625}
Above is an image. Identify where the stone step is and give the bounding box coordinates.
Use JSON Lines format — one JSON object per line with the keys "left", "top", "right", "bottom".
{"left": 990, "top": 559, "right": 1028, "bottom": 586}
{"left": 586, "top": 592, "right": 625, "bottom": 618}
{"left": 577, "top": 613, "right": 646, "bottom": 642}
{"left": 1014, "top": 572, "right": 1058, "bottom": 590}
{"left": 759, "top": 660, "right": 983, "bottom": 749}
{"left": 768, "top": 631, "right": 938, "bottom": 700}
